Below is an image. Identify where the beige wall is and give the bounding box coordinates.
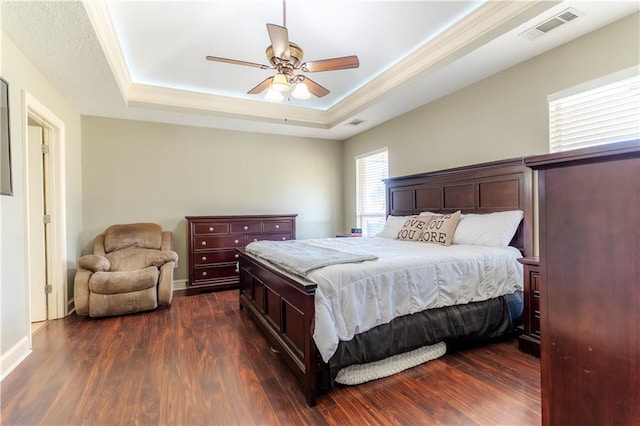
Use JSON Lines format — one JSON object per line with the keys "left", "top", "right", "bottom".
{"left": 81, "top": 116, "right": 344, "bottom": 283}
{"left": 1, "top": 33, "right": 83, "bottom": 362}
{"left": 342, "top": 13, "right": 640, "bottom": 230}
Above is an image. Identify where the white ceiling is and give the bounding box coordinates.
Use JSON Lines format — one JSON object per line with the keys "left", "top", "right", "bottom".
{"left": 2, "top": 1, "right": 638, "bottom": 140}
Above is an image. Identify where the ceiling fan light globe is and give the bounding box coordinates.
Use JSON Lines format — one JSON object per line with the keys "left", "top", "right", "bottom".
{"left": 271, "top": 73, "right": 290, "bottom": 92}
{"left": 264, "top": 88, "right": 284, "bottom": 103}
{"left": 292, "top": 82, "right": 311, "bottom": 100}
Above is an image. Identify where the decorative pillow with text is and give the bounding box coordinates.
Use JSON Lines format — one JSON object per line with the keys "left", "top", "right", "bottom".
{"left": 377, "top": 215, "right": 409, "bottom": 238}
{"left": 396, "top": 216, "right": 433, "bottom": 241}
{"left": 418, "top": 210, "right": 462, "bottom": 246}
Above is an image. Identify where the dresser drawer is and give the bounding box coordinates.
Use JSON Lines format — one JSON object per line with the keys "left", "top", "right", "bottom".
{"left": 230, "top": 222, "right": 261, "bottom": 234}
{"left": 195, "top": 235, "right": 244, "bottom": 250}
{"left": 193, "top": 223, "right": 230, "bottom": 235}
{"left": 532, "top": 271, "right": 540, "bottom": 293}
{"left": 194, "top": 249, "right": 240, "bottom": 266}
{"left": 532, "top": 270, "right": 540, "bottom": 315}
{"left": 518, "top": 257, "right": 540, "bottom": 357}
{"left": 193, "top": 264, "right": 238, "bottom": 282}
{"left": 263, "top": 221, "right": 292, "bottom": 233}
{"left": 247, "top": 233, "right": 291, "bottom": 243}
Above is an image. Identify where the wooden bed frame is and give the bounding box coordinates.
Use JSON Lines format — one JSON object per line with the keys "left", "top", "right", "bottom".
{"left": 236, "top": 157, "right": 533, "bottom": 406}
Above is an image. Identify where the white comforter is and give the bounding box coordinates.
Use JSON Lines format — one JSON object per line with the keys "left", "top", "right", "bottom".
{"left": 288, "top": 237, "right": 524, "bottom": 362}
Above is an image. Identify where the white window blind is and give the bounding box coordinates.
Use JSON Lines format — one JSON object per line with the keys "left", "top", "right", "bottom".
{"left": 548, "top": 68, "right": 640, "bottom": 153}
{"left": 356, "top": 148, "right": 388, "bottom": 237}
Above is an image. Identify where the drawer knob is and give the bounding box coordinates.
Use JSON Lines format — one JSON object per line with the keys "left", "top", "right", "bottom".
{"left": 235, "top": 254, "right": 239, "bottom": 259}
{"left": 234, "top": 239, "right": 239, "bottom": 244}
{"left": 201, "top": 241, "right": 207, "bottom": 246}
{"left": 202, "top": 272, "right": 207, "bottom": 277}
{"left": 209, "top": 227, "right": 214, "bottom": 232}
{"left": 282, "top": 237, "right": 286, "bottom": 240}
{"left": 244, "top": 225, "right": 248, "bottom": 230}
{"left": 201, "top": 256, "right": 207, "bottom": 261}
{"left": 275, "top": 224, "right": 280, "bottom": 229}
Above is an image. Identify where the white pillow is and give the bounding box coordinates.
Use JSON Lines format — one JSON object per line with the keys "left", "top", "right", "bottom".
{"left": 452, "top": 210, "right": 524, "bottom": 247}
{"left": 376, "top": 215, "right": 408, "bottom": 238}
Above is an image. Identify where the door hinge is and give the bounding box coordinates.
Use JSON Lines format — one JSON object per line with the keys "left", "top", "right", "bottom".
{"left": 45, "top": 284, "right": 53, "bottom": 294}
{"left": 41, "top": 144, "right": 50, "bottom": 154}
{"left": 43, "top": 214, "right": 51, "bottom": 224}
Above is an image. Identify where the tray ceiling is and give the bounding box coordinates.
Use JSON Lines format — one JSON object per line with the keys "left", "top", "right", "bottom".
{"left": 2, "top": 1, "right": 638, "bottom": 140}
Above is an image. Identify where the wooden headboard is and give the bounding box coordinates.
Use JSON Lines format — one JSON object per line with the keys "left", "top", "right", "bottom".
{"left": 384, "top": 157, "right": 533, "bottom": 256}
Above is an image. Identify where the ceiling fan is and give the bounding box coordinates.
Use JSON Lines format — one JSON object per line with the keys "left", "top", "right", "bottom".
{"left": 205, "top": 1, "right": 359, "bottom": 102}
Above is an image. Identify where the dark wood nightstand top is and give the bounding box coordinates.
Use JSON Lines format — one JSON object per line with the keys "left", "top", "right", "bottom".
{"left": 517, "top": 256, "right": 539, "bottom": 267}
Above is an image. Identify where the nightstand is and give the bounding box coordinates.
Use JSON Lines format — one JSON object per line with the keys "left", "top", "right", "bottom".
{"left": 518, "top": 256, "right": 540, "bottom": 357}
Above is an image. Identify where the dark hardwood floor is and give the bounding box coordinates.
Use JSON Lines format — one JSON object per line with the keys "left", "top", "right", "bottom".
{"left": 1, "top": 290, "right": 541, "bottom": 425}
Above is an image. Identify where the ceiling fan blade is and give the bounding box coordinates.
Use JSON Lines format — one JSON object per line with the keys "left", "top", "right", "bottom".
{"left": 302, "top": 77, "right": 330, "bottom": 98}
{"left": 303, "top": 55, "right": 360, "bottom": 73}
{"left": 266, "top": 23, "right": 290, "bottom": 60}
{"left": 248, "top": 77, "right": 274, "bottom": 95}
{"left": 206, "top": 56, "right": 270, "bottom": 70}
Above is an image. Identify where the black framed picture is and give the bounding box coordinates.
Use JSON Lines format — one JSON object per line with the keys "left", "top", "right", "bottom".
{"left": 1, "top": 77, "right": 12, "bottom": 196}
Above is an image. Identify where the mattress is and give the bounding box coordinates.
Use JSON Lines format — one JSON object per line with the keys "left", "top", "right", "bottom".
{"left": 247, "top": 236, "right": 524, "bottom": 362}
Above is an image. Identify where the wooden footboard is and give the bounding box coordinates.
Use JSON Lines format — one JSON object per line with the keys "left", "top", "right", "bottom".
{"left": 237, "top": 249, "right": 319, "bottom": 406}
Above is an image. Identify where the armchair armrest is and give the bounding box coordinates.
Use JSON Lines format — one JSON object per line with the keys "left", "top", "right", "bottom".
{"left": 74, "top": 269, "right": 92, "bottom": 316}
{"left": 157, "top": 261, "right": 175, "bottom": 307}
{"left": 78, "top": 254, "right": 111, "bottom": 272}
{"left": 150, "top": 250, "right": 178, "bottom": 267}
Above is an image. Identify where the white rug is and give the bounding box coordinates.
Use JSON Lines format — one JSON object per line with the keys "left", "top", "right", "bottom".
{"left": 335, "top": 341, "right": 447, "bottom": 385}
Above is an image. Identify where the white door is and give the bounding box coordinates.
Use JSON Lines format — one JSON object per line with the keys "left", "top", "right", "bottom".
{"left": 28, "top": 125, "right": 47, "bottom": 322}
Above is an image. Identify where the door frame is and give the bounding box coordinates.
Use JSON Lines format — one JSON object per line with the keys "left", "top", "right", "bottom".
{"left": 22, "top": 92, "right": 67, "bottom": 335}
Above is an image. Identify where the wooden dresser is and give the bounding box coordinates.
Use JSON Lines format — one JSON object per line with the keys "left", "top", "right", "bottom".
{"left": 186, "top": 215, "right": 297, "bottom": 294}
{"left": 517, "top": 256, "right": 540, "bottom": 357}
{"left": 525, "top": 140, "right": 639, "bottom": 426}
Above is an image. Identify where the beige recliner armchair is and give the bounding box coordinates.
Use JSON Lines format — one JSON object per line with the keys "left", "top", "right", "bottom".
{"left": 74, "top": 223, "right": 178, "bottom": 317}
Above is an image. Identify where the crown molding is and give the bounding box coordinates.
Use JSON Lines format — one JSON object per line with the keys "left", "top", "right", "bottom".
{"left": 326, "top": 0, "right": 554, "bottom": 126}
{"left": 82, "top": 1, "right": 132, "bottom": 101}
{"left": 127, "top": 84, "right": 330, "bottom": 128}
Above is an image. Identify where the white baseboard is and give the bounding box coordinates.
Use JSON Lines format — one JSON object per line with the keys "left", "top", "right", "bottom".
{"left": 1, "top": 336, "right": 31, "bottom": 381}
{"left": 173, "top": 279, "right": 187, "bottom": 291}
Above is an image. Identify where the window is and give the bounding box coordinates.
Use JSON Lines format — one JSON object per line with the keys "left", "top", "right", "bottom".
{"left": 356, "top": 148, "right": 388, "bottom": 236}
{"left": 548, "top": 67, "right": 640, "bottom": 153}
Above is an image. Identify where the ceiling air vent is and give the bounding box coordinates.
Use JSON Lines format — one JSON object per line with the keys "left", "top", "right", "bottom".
{"left": 346, "top": 118, "right": 366, "bottom": 126}
{"left": 520, "top": 8, "right": 582, "bottom": 40}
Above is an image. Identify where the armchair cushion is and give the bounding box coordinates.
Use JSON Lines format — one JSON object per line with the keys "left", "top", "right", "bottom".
{"left": 106, "top": 247, "right": 178, "bottom": 271}
{"left": 89, "top": 266, "right": 159, "bottom": 294}
{"left": 78, "top": 255, "right": 110, "bottom": 272}
{"left": 104, "top": 223, "right": 163, "bottom": 252}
